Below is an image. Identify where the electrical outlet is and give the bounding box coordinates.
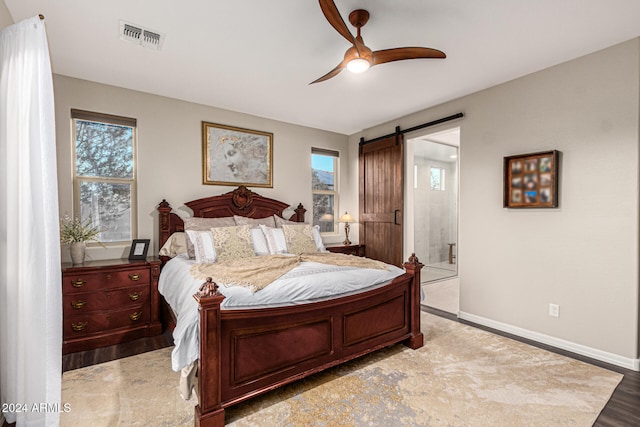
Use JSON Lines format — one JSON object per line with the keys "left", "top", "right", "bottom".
{"left": 548, "top": 303, "right": 560, "bottom": 317}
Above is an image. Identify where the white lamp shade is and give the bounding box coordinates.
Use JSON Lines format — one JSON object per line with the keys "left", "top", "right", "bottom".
{"left": 339, "top": 212, "right": 355, "bottom": 223}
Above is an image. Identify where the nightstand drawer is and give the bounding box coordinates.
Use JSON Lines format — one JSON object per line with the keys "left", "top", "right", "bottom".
{"left": 64, "top": 307, "right": 150, "bottom": 337}
{"left": 62, "top": 267, "right": 150, "bottom": 293}
{"left": 63, "top": 284, "right": 150, "bottom": 314}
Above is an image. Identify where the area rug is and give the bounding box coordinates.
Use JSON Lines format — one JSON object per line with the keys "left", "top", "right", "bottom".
{"left": 60, "top": 312, "right": 622, "bottom": 426}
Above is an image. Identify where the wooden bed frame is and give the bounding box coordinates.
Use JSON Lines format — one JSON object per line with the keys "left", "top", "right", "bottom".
{"left": 157, "top": 186, "right": 424, "bottom": 427}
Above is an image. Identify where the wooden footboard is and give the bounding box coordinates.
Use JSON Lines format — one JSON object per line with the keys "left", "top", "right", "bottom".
{"left": 193, "top": 255, "right": 424, "bottom": 427}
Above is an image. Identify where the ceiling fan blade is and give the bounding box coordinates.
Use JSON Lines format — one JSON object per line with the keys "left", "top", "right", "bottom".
{"left": 319, "top": 0, "right": 356, "bottom": 45}
{"left": 372, "top": 47, "right": 446, "bottom": 66}
{"left": 310, "top": 61, "right": 346, "bottom": 84}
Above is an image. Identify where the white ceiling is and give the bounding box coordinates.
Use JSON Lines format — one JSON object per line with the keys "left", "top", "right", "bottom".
{"left": 412, "top": 128, "right": 459, "bottom": 162}
{"left": 5, "top": 1, "right": 640, "bottom": 135}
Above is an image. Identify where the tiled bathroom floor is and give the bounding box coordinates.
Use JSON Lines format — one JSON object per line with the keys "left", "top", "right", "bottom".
{"left": 421, "top": 277, "right": 459, "bottom": 314}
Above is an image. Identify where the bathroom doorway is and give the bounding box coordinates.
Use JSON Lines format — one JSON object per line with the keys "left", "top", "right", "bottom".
{"left": 407, "top": 128, "right": 459, "bottom": 313}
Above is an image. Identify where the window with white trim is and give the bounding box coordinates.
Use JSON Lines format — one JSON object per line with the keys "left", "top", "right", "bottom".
{"left": 311, "top": 148, "right": 339, "bottom": 234}
{"left": 430, "top": 166, "right": 446, "bottom": 191}
{"left": 72, "top": 109, "right": 137, "bottom": 243}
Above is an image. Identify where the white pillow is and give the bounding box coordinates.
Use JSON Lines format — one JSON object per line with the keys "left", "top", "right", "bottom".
{"left": 185, "top": 230, "right": 217, "bottom": 263}
{"left": 311, "top": 225, "right": 327, "bottom": 252}
{"left": 250, "top": 228, "right": 270, "bottom": 256}
{"left": 259, "top": 225, "right": 288, "bottom": 254}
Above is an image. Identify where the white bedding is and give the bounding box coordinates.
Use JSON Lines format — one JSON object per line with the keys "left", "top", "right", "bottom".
{"left": 158, "top": 254, "right": 406, "bottom": 372}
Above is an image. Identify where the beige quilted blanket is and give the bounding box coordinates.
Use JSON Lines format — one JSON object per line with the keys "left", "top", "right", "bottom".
{"left": 190, "top": 253, "right": 389, "bottom": 292}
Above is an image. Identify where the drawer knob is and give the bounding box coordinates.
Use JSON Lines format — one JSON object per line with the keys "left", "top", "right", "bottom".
{"left": 128, "top": 292, "right": 142, "bottom": 301}
{"left": 71, "top": 279, "right": 86, "bottom": 288}
{"left": 71, "top": 322, "right": 88, "bottom": 331}
{"left": 129, "top": 311, "right": 142, "bottom": 321}
{"left": 70, "top": 300, "right": 87, "bottom": 309}
{"left": 128, "top": 273, "right": 141, "bottom": 281}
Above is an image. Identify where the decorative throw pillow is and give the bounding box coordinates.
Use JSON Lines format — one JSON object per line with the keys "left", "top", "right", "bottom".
{"left": 210, "top": 225, "right": 254, "bottom": 262}
{"left": 233, "top": 215, "right": 276, "bottom": 228}
{"left": 185, "top": 230, "right": 217, "bottom": 263}
{"left": 272, "top": 216, "right": 325, "bottom": 251}
{"left": 259, "top": 225, "right": 288, "bottom": 254}
{"left": 183, "top": 217, "right": 235, "bottom": 259}
{"left": 158, "top": 232, "right": 188, "bottom": 258}
{"left": 282, "top": 224, "right": 319, "bottom": 254}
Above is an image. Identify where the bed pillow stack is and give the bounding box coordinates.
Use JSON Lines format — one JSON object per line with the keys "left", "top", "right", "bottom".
{"left": 165, "top": 214, "right": 328, "bottom": 262}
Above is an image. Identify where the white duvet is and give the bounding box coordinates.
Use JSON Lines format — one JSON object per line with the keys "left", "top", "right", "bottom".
{"left": 158, "top": 254, "right": 406, "bottom": 372}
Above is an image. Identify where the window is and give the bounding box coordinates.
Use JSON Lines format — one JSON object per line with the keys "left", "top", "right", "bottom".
{"left": 72, "top": 109, "right": 137, "bottom": 243}
{"left": 311, "top": 148, "right": 339, "bottom": 233}
{"left": 430, "top": 166, "right": 446, "bottom": 191}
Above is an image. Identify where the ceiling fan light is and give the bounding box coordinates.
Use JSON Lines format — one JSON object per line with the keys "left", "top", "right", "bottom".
{"left": 347, "top": 58, "right": 370, "bottom": 73}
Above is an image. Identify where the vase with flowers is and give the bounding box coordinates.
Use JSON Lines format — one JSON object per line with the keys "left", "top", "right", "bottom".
{"left": 60, "top": 215, "right": 104, "bottom": 264}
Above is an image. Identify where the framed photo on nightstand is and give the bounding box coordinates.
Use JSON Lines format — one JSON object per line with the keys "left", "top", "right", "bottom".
{"left": 128, "top": 239, "right": 150, "bottom": 260}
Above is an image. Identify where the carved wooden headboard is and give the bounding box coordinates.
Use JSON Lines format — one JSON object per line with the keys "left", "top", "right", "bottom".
{"left": 157, "top": 186, "right": 306, "bottom": 254}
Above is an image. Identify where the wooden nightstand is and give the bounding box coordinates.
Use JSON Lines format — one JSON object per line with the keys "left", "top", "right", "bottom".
{"left": 61, "top": 258, "right": 162, "bottom": 354}
{"left": 326, "top": 244, "right": 366, "bottom": 257}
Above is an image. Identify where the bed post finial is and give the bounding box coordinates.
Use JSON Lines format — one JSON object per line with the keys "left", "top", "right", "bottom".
{"left": 158, "top": 200, "right": 173, "bottom": 254}
{"left": 407, "top": 253, "right": 422, "bottom": 266}
{"left": 197, "top": 277, "right": 222, "bottom": 297}
{"left": 293, "top": 203, "right": 306, "bottom": 222}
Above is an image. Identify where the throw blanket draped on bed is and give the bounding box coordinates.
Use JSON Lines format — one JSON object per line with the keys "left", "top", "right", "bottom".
{"left": 190, "top": 253, "right": 389, "bottom": 292}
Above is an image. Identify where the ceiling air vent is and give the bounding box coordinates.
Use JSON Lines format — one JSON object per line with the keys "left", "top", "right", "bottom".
{"left": 119, "top": 20, "right": 165, "bottom": 50}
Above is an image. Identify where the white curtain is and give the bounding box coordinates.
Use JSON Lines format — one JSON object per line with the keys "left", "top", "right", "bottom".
{"left": 0, "top": 16, "right": 62, "bottom": 427}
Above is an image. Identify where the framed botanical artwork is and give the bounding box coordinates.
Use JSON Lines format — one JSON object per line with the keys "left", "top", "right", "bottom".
{"left": 202, "top": 122, "right": 273, "bottom": 187}
{"left": 504, "top": 150, "right": 559, "bottom": 208}
{"left": 128, "top": 239, "right": 150, "bottom": 260}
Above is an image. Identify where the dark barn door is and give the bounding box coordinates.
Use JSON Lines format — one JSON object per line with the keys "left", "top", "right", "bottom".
{"left": 359, "top": 132, "right": 404, "bottom": 266}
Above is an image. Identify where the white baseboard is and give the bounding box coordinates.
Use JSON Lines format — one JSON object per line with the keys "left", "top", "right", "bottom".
{"left": 458, "top": 311, "right": 640, "bottom": 372}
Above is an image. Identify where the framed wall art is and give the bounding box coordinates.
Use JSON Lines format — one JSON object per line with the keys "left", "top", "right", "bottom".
{"left": 202, "top": 121, "right": 273, "bottom": 187}
{"left": 503, "top": 150, "right": 559, "bottom": 208}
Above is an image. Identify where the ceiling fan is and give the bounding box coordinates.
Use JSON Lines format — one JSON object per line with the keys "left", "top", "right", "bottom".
{"left": 311, "top": 0, "right": 446, "bottom": 84}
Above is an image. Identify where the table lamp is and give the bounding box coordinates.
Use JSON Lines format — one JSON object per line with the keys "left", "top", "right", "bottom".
{"left": 338, "top": 211, "right": 355, "bottom": 245}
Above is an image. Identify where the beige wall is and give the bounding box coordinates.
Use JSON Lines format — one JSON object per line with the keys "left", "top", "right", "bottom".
{"left": 350, "top": 39, "right": 640, "bottom": 368}
{"left": 53, "top": 75, "right": 351, "bottom": 261}
{"left": 0, "top": 0, "right": 14, "bottom": 28}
